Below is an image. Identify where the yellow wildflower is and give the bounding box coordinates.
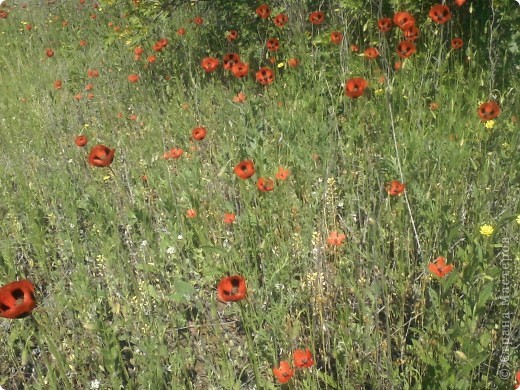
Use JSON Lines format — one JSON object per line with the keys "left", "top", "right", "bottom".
{"left": 479, "top": 224, "right": 494, "bottom": 236}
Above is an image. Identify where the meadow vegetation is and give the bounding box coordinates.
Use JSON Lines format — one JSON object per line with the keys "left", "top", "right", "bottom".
{"left": 0, "top": 0, "right": 519, "bottom": 389}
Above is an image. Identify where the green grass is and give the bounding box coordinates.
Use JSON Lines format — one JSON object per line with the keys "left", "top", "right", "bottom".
{"left": 0, "top": 1, "right": 519, "bottom": 389}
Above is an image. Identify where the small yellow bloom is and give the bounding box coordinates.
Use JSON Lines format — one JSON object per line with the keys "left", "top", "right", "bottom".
{"left": 374, "top": 88, "right": 384, "bottom": 96}
{"left": 479, "top": 224, "right": 494, "bottom": 236}
{"left": 485, "top": 120, "right": 495, "bottom": 129}
{"left": 516, "top": 215, "right": 520, "bottom": 225}
{"left": 277, "top": 62, "right": 285, "bottom": 68}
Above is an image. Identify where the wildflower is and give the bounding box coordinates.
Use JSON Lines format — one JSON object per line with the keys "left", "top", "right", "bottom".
{"left": 266, "top": 38, "right": 280, "bottom": 52}
{"left": 45, "top": 48, "right": 54, "bottom": 57}
{"left": 87, "top": 69, "right": 99, "bottom": 78}
{"left": 327, "top": 231, "right": 346, "bottom": 246}
{"left": 192, "top": 127, "right": 207, "bottom": 141}
{"left": 127, "top": 74, "right": 139, "bottom": 83}
{"left": 0, "top": 280, "right": 37, "bottom": 319}
{"left": 309, "top": 11, "right": 325, "bottom": 25}
{"left": 273, "top": 13, "right": 288, "bottom": 28}
{"left": 79, "top": 40, "right": 87, "bottom": 47}
{"left": 393, "top": 11, "right": 415, "bottom": 30}
{"left": 54, "top": 80, "right": 62, "bottom": 89}
{"left": 231, "top": 62, "right": 249, "bottom": 78}
{"left": 176, "top": 27, "right": 186, "bottom": 36}
{"left": 233, "top": 92, "right": 247, "bottom": 103}
{"left": 485, "top": 120, "right": 495, "bottom": 129}
{"left": 451, "top": 38, "right": 463, "bottom": 50}
{"left": 217, "top": 275, "right": 247, "bottom": 302}
{"left": 133, "top": 46, "right": 144, "bottom": 60}
{"left": 479, "top": 224, "right": 494, "bottom": 236}
{"left": 201, "top": 57, "right": 219, "bottom": 73}
{"left": 234, "top": 160, "right": 255, "bottom": 179}
{"left": 226, "top": 30, "right": 238, "bottom": 41}
{"left": 428, "top": 256, "right": 454, "bottom": 278}
{"left": 256, "top": 4, "right": 270, "bottom": 19}
{"left": 147, "top": 55, "right": 156, "bottom": 63}
{"left": 85, "top": 83, "right": 94, "bottom": 91}
{"left": 193, "top": 16, "right": 203, "bottom": 25}
{"left": 186, "top": 209, "right": 197, "bottom": 218}
{"left": 223, "top": 213, "right": 236, "bottom": 225}
{"left": 88, "top": 144, "right": 115, "bottom": 167}
{"left": 350, "top": 44, "right": 359, "bottom": 52}
{"left": 396, "top": 40, "right": 416, "bottom": 58}
{"left": 256, "top": 67, "right": 274, "bottom": 85}
{"left": 386, "top": 180, "right": 406, "bottom": 196}
{"left": 516, "top": 215, "right": 520, "bottom": 225}
{"left": 272, "top": 361, "right": 294, "bottom": 384}
{"left": 164, "top": 148, "right": 183, "bottom": 159}
{"left": 477, "top": 101, "right": 500, "bottom": 121}
{"left": 364, "top": 47, "right": 379, "bottom": 59}
{"left": 257, "top": 177, "right": 275, "bottom": 192}
{"left": 378, "top": 17, "right": 393, "bottom": 33}
{"left": 287, "top": 58, "right": 299, "bottom": 68}
{"left": 404, "top": 25, "right": 420, "bottom": 41}
{"left": 429, "top": 4, "right": 451, "bottom": 24}
{"left": 344, "top": 77, "right": 368, "bottom": 99}
{"left": 330, "top": 31, "right": 343, "bottom": 44}
{"left": 275, "top": 166, "right": 290, "bottom": 181}
{"left": 222, "top": 53, "right": 240, "bottom": 71}
{"left": 75, "top": 135, "right": 88, "bottom": 147}
{"left": 153, "top": 38, "right": 168, "bottom": 52}
{"left": 455, "top": 0, "right": 466, "bottom": 6}
{"left": 293, "top": 349, "right": 314, "bottom": 368}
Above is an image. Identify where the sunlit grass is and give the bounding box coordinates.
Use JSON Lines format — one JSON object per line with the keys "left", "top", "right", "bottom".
{"left": 0, "top": 1, "right": 519, "bottom": 389}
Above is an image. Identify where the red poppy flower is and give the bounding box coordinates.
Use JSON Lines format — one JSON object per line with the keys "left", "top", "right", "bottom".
{"left": 404, "top": 25, "right": 420, "bottom": 41}
{"left": 217, "top": 275, "right": 247, "bottom": 302}
{"left": 134, "top": 46, "right": 144, "bottom": 57}
{"left": 275, "top": 166, "right": 290, "bottom": 180}
{"left": 266, "top": 38, "right": 280, "bottom": 52}
{"left": 0, "top": 10, "right": 8, "bottom": 19}
{"left": 273, "top": 13, "right": 288, "bottom": 28}
{"left": 75, "top": 135, "right": 88, "bottom": 147}
{"left": 79, "top": 40, "right": 87, "bottom": 47}
{"left": 226, "top": 30, "right": 238, "bottom": 41}
{"left": 272, "top": 361, "right": 294, "bottom": 384}
{"left": 396, "top": 40, "right": 416, "bottom": 58}
{"left": 0, "top": 280, "right": 37, "bottom": 319}
{"left": 231, "top": 62, "right": 249, "bottom": 78}
{"left": 257, "top": 177, "right": 275, "bottom": 192}
{"left": 147, "top": 55, "right": 156, "bottom": 63}
{"left": 477, "top": 101, "right": 500, "bottom": 121}
{"left": 45, "top": 48, "right": 54, "bottom": 57}
{"left": 233, "top": 92, "right": 247, "bottom": 103}
{"left": 364, "top": 47, "right": 380, "bottom": 59}
{"left": 394, "top": 61, "right": 402, "bottom": 71}
{"left": 201, "top": 57, "right": 219, "bottom": 73}
{"left": 234, "top": 160, "right": 255, "bottom": 179}
{"left": 127, "top": 74, "right": 139, "bottom": 83}
{"left": 256, "top": 67, "right": 274, "bottom": 85}
{"left": 87, "top": 69, "right": 99, "bottom": 78}
{"left": 88, "top": 144, "right": 115, "bottom": 167}
{"left": 287, "top": 58, "right": 299, "bottom": 68}
{"left": 393, "top": 11, "right": 415, "bottom": 31}
{"left": 165, "top": 148, "right": 184, "bottom": 159}
{"left": 327, "top": 231, "right": 346, "bottom": 246}
{"left": 176, "top": 27, "right": 186, "bottom": 36}
{"left": 193, "top": 16, "right": 203, "bottom": 25}
{"left": 293, "top": 349, "right": 314, "bottom": 368}
{"left": 256, "top": 4, "right": 270, "bottom": 19}
{"left": 350, "top": 44, "right": 359, "bottom": 52}
{"left": 192, "top": 126, "right": 207, "bottom": 141}
{"left": 386, "top": 180, "right": 406, "bottom": 196}
{"left": 153, "top": 38, "right": 168, "bottom": 52}
{"left": 85, "top": 83, "right": 94, "bottom": 91}
{"left": 428, "top": 256, "right": 454, "bottom": 278}
{"left": 223, "top": 53, "right": 240, "bottom": 71}
{"left": 429, "top": 4, "right": 451, "bottom": 24}
{"left": 344, "top": 77, "right": 368, "bottom": 99}
{"left": 378, "top": 17, "right": 393, "bottom": 33}
{"left": 451, "top": 38, "right": 463, "bottom": 49}
{"left": 186, "top": 209, "right": 197, "bottom": 218}
{"left": 223, "top": 213, "right": 236, "bottom": 224}
{"left": 330, "top": 31, "right": 343, "bottom": 45}
{"left": 454, "top": 0, "right": 466, "bottom": 6}
{"left": 25, "top": 24, "right": 32, "bottom": 31}
{"left": 54, "top": 80, "right": 62, "bottom": 89}
{"left": 309, "top": 11, "right": 325, "bottom": 25}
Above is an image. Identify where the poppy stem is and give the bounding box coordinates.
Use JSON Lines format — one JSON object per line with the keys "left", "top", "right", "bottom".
{"left": 239, "top": 302, "right": 262, "bottom": 388}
